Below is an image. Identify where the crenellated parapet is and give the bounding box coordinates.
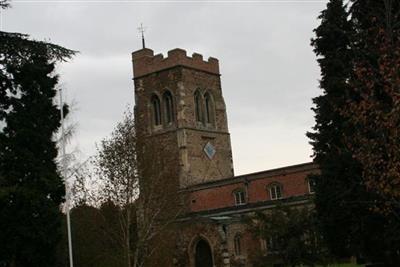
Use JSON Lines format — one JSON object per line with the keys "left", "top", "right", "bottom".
{"left": 131, "top": 48, "right": 220, "bottom": 78}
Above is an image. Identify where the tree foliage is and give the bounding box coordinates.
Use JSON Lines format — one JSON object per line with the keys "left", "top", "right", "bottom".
{"left": 0, "top": 3, "right": 76, "bottom": 265}
{"left": 69, "top": 109, "right": 138, "bottom": 267}
{"left": 94, "top": 108, "right": 138, "bottom": 267}
{"left": 341, "top": 0, "right": 400, "bottom": 214}
{"left": 308, "top": 0, "right": 363, "bottom": 258}
{"left": 70, "top": 107, "right": 182, "bottom": 267}
{"left": 95, "top": 109, "right": 138, "bottom": 206}
{"left": 0, "top": 38, "right": 75, "bottom": 267}
{"left": 0, "top": 0, "right": 10, "bottom": 9}
{"left": 249, "top": 205, "right": 330, "bottom": 267}
{"left": 309, "top": 0, "right": 400, "bottom": 265}
{"left": 56, "top": 203, "right": 136, "bottom": 267}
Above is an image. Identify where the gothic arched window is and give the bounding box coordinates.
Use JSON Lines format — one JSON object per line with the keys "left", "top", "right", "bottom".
{"left": 163, "top": 90, "right": 174, "bottom": 124}
{"left": 194, "top": 90, "right": 203, "bottom": 123}
{"left": 204, "top": 92, "right": 214, "bottom": 125}
{"left": 151, "top": 94, "right": 162, "bottom": 126}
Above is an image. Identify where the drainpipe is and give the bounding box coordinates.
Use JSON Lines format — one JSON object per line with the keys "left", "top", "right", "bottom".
{"left": 244, "top": 177, "right": 250, "bottom": 204}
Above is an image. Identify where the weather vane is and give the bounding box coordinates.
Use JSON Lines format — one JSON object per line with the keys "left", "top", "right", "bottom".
{"left": 138, "top": 23, "right": 146, "bottom": 49}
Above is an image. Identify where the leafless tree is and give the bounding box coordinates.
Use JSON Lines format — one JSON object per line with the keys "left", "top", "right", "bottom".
{"left": 70, "top": 108, "right": 182, "bottom": 267}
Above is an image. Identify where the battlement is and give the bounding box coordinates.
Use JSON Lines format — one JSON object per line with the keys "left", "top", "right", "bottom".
{"left": 131, "top": 48, "right": 220, "bottom": 78}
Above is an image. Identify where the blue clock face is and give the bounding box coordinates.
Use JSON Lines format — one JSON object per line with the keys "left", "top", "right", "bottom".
{"left": 204, "top": 142, "right": 216, "bottom": 159}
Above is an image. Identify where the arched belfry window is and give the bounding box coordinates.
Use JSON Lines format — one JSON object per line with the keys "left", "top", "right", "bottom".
{"left": 163, "top": 90, "right": 174, "bottom": 124}
{"left": 194, "top": 90, "right": 203, "bottom": 123}
{"left": 151, "top": 94, "right": 162, "bottom": 126}
{"left": 204, "top": 92, "right": 214, "bottom": 125}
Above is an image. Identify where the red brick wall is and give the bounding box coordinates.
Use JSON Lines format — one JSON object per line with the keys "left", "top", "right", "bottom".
{"left": 190, "top": 182, "right": 243, "bottom": 211}
{"left": 248, "top": 170, "right": 311, "bottom": 202}
{"left": 188, "top": 164, "right": 318, "bottom": 212}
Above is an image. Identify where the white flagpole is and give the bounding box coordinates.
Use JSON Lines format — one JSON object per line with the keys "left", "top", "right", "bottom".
{"left": 59, "top": 88, "right": 74, "bottom": 267}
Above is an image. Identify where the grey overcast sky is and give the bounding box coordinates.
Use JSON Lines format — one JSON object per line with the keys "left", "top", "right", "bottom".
{"left": 1, "top": 0, "right": 327, "bottom": 175}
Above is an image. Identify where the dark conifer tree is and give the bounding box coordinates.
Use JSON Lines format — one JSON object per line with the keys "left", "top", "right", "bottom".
{"left": 0, "top": 39, "right": 74, "bottom": 266}
{"left": 308, "top": 0, "right": 390, "bottom": 262}
{"left": 308, "top": 0, "right": 355, "bottom": 257}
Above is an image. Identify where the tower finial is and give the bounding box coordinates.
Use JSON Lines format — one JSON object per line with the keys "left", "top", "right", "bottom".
{"left": 137, "top": 23, "right": 146, "bottom": 49}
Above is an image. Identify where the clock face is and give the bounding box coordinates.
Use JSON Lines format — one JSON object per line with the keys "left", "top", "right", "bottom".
{"left": 204, "top": 142, "right": 216, "bottom": 159}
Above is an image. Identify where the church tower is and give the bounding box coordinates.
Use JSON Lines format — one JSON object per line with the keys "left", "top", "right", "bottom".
{"left": 132, "top": 48, "right": 234, "bottom": 188}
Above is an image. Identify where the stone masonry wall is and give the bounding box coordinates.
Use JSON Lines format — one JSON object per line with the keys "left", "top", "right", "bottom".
{"left": 132, "top": 48, "right": 219, "bottom": 78}
{"left": 133, "top": 48, "right": 234, "bottom": 188}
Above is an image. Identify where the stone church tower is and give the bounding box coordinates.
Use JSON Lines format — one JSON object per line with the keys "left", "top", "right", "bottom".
{"left": 132, "top": 47, "right": 234, "bottom": 188}
{"left": 132, "top": 47, "right": 235, "bottom": 267}
{"left": 131, "top": 47, "right": 318, "bottom": 267}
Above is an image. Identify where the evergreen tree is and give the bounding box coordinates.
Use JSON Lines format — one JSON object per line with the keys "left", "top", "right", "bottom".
{"left": 0, "top": 48, "right": 64, "bottom": 267}
{"left": 309, "top": 0, "right": 400, "bottom": 264}
{"left": 308, "top": 0, "right": 356, "bottom": 257}
{"left": 0, "top": 14, "right": 75, "bottom": 266}
{"left": 309, "top": 0, "right": 387, "bottom": 262}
